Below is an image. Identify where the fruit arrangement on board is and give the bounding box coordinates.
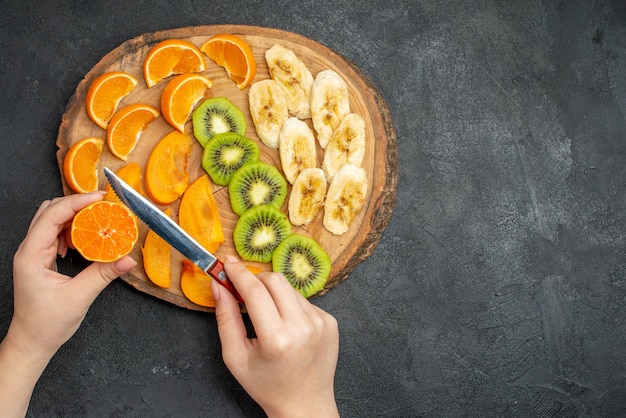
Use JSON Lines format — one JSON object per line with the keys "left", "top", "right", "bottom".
{"left": 61, "top": 32, "right": 371, "bottom": 309}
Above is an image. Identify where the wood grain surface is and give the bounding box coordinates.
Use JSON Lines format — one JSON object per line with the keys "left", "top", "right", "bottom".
{"left": 56, "top": 25, "right": 397, "bottom": 312}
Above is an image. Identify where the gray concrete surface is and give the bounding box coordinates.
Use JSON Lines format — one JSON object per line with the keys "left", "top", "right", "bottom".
{"left": 1, "top": 1, "right": 625, "bottom": 416}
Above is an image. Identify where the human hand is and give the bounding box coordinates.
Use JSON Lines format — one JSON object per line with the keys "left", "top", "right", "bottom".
{"left": 7, "top": 192, "right": 137, "bottom": 360}
{"left": 0, "top": 193, "right": 137, "bottom": 417}
{"left": 211, "top": 255, "right": 339, "bottom": 418}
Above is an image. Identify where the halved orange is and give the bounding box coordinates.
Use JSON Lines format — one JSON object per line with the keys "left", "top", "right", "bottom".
{"left": 63, "top": 137, "right": 104, "bottom": 193}
{"left": 200, "top": 34, "right": 256, "bottom": 90}
{"left": 70, "top": 200, "right": 139, "bottom": 262}
{"left": 85, "top": 71, "right": 138, "bottom": 129}
{"left": 143, "top": 39, "right": 206, "bottom": 88}
{"left": 106, "top": 103, "right": 160, "bottom": 161}
{"left": 142, "top": 208, "right": 171, "bottom": 288}
{"left": 144, "top": 130, "right": 192, "bottom": 205}
{"left": 161, "top": 73, "right": 213, "bottom": 132}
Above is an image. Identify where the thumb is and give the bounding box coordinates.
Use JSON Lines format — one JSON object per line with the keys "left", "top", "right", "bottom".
{"left": 70, "top": 256, "right": 137, "bottom": 305}
{"left": 212, "top": 279, "right": 249, "bottom": 368}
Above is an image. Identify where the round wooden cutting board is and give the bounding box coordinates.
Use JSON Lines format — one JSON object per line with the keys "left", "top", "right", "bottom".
{"left": 56, "top": 25, "right": 397, "bottom": 312}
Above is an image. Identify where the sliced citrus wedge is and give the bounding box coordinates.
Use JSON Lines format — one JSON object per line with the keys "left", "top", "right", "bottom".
{"left": 200, "top": 34, "right": 256, "bottom": 90}
{"left": 85, "top": 71, "right": 138, "bottom": 129}
{"left": 143, "top": 39, "right": 206, "bottom": 88}
{"left": 106, "top": 103, "right": 160, "bottom": 161}
{"left": 63, "top": 137, "right": 104, "bottom": 194}
{"left": 161, "top": 73, "right": 213, "bottom": 132}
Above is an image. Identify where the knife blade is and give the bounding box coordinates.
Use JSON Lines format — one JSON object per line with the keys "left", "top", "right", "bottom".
{"left": 103, "top": 167, "right": 244, "bottom": 305}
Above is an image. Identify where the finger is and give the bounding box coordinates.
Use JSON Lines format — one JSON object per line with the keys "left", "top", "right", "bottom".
{"left": 255, "top": 271, "right": 306, "bottom": 320}
{"left": 27, "top": 199, "right": 53, "bottom": 232}
{"left": 211, "top": 279, "right": 250, "bottom": 367}
{"left": 223, "top": 255, "right": 282, "bottom": 337}
{"left": 68, "top": 256, "right": 137, "bottom": 307}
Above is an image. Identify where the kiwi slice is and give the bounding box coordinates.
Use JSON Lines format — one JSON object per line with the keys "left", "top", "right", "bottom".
{"left": 233, "top": 205, "right": 292, "bottom": 263}
{"left": 192, "top": 97, "right": 247, "bottom": 147}
{"left": 201, "top": 132, "right": 260, "bottom": 186}
{"left": 229, "top": 161, "right": 288, "bottom": 216}
{"left": 272, "top": 234, "right": 331, "bottom": 297}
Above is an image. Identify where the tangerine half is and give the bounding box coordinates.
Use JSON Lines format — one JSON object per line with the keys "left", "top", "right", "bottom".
{"left": 71, "top": 200, "right": 139, "bottom": 263}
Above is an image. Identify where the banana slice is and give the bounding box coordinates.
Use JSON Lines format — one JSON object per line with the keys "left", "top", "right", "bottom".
{"left": 321, "top": 113, "right": 366, "bottom": 182}
{"left": 323, "top": 164, "right": 368, "bottom": 235}
{"left": 248, "top": 79, "right": 289, "bottom": 148}
{"left": 310, "top": 70, "right": 350, "bottom": 149}
{"left": 288, "top": 167, "right": 327, "bottom": 226}
{"left": 279, "top": 117, "right": 317, "bottom": 184}
{"left": 265, "top": 44, "right": 314, "bottom": 119}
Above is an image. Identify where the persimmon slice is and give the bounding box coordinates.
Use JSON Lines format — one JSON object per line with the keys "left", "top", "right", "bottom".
{"left": 104, "top": 162, "right": 146, "bottom": 203}
{"left": 180, "top": 259, "right": 216, "bottom": 308}
{"left": 179, "top": 174, "right": 224, "bottom": 253}
{"left": 142, "top": 208, "right": 171, "bottom": 288}
{"left": 144, "top": 130, "right": 192, "bottom": 205}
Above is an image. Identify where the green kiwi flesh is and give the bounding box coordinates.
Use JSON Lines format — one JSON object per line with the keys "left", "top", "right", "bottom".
{"left": 201, "top": 132, "right": 260, "bottom": 186}
{"left": 192, "top": 97, "right": 247, "bottom": 147}
{"left": 233, "top": 205, "right": 291, "bottom": 263}
{"left": 272, "top": 234, "right": 331, "bottom": 297}
{"left": 229, "top": 161, "right": 288, "bottom": 216}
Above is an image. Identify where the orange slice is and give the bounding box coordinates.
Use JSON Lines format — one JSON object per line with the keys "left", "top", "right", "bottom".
{"left": 161, "top": 73, "right": 213, "bottom": 132}
{"left": 85, "top": 71, "right": 138, "bottom": 129}
{"left": 142, "top": 208, "right": 171, "bottom": 288}
{"left": 104, "top": 162, "right": 146, "bottom": 203}
{"left": 200, "top": 34, "right": 256, "bottom": 90}
{"left": 70, "top": 200, "right": 139, "bottom": 262}
{"left": 63, "top": 137, "right": 104, "bottom": 194}
{"left": 143, "top": 39, "right": 206, "bottom": 88}
{"left": 106, "top": 103, "right": 160, "bottom": 161}
{"left": 179, "top": 174, "right": 224, "bottom": 254}
{"left": 144, "top": 130, "right": 192, "bottom": 205}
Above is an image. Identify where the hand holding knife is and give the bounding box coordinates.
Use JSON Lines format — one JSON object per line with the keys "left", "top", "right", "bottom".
{"left": 103, "top": 167, "right": 244, "bottom": 305}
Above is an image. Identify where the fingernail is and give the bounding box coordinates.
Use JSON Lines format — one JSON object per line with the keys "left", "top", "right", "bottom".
{"left": 114, "top": 256, "right": 137, "bottom": 273}
{"left": 210, "top": 279, "right": 221, "bottom": 301}
{"left": 224, "top": 254, "right": 239, "bottom": 264}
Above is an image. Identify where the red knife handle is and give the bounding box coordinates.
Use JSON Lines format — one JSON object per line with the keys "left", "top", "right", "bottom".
{"left": 207, "top": 260, "right": 245, "bottom": 305}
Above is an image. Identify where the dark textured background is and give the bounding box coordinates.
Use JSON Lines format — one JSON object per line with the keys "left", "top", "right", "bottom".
{"left": 1, "top": 1, "right": 625, "bottom": 416}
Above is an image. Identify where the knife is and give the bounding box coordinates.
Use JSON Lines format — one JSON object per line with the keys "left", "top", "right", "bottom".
{"left": 103, "top": 167, "right": 244, "bottom": 305}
